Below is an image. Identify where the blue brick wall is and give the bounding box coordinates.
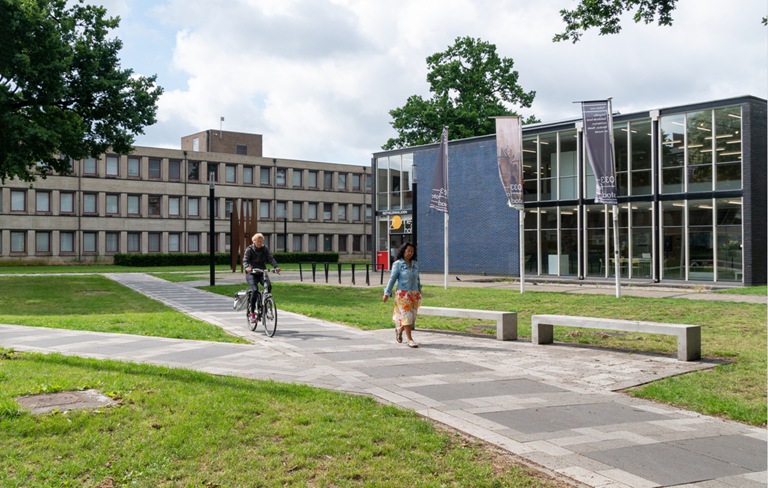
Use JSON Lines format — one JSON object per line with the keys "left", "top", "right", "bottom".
{"left": 414, "top": 138, "right": 520, "bottom": 275}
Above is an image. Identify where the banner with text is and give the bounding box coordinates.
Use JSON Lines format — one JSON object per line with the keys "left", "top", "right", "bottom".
{"left": 581, "top": 100, "right": 617, "bottom": 205}
{"left": 429, "top": 127, "right": 449, "bottom": 213}
{"left": 495, "top": 116, "right": 524, "bottom": 210}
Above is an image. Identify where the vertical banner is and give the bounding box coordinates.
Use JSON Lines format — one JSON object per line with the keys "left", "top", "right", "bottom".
{"left": 495, "top": 116, "right": 524, "bottom": 210}
{"left": 581, "top": 100, "right": 618, "bottom": 205}
{"left": 429, "top": 127, "right": 449, "bottom": 213}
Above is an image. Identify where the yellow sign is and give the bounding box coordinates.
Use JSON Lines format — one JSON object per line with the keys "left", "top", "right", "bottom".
{"left": 391, "top": 215, "right": 402, "bottom": 229}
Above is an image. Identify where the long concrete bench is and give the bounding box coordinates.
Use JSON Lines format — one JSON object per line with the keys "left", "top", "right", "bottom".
{"left": 419, "top": 306, "right": 517, "bottom": 341}
{"left": 531, "top": 314, "right": 701, "bottom": 361}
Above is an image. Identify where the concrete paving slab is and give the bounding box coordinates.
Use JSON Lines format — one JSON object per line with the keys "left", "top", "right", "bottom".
{"left": 477, "top": 402, "right": 671, "bottom": 434}
{"left": 585, "top": 438, "right": 762, "bottom": 486}
{"left": 407, "top": 378, "right": 568, "bottom": 401}
{"left": 669, "top": 435, "right": 768, "bottom": 472}
{"left": 316, "top": 348, "right": 421, "bottom": 362}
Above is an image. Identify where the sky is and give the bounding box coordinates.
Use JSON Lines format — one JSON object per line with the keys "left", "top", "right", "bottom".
{"left": 99, "top": 0, "right": 767, "bottom": 165}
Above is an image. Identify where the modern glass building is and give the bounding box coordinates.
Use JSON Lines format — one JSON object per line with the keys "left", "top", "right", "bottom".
{"left": 372, "top": 96, "right": 766, "bottom": 286}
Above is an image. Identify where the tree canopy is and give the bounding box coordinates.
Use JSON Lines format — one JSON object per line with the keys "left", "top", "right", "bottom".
{"left": 554, "top": 0, "right": 677, "bottom": 43}
{"left": 382, "top": 37, "right": 536, "bottom": 150}
{"left": 554, "top": 0, "right": 767, "bottom": 43}
{"left": 0, "top": 0, "right": 163, "bottom": 183}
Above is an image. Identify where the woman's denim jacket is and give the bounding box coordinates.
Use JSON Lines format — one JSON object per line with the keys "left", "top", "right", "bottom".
{"left": 384, "top": 259, "right": 422, "bottom": 296}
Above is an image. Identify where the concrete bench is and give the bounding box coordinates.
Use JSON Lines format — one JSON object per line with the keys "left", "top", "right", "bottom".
{"left": 419, "top": 306, "right": 517, "bottom": 341}
{"left": 531, "top": 314, "right": 701, "bottom": 361}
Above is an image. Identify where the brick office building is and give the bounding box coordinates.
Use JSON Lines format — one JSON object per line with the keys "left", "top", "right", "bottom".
{"left": 1, "top": 131, "right": 373, "bottom": 263}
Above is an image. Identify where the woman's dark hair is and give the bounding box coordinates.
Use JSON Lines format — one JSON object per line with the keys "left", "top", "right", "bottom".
{"left": 396, "top": 241, "right": 417, "bottom": 261}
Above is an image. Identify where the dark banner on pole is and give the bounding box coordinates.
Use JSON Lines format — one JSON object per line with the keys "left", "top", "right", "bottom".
{"left": 495, "top": 116, "right": 524, "bottom": 210}
{"left": 582, "top": 100, "right": 617, "bottom": 204}
{"left": 429, "top": 127, "right": 449, "bottom": 213}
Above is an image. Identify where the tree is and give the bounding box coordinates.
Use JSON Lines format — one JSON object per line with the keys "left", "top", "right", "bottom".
{"left": 0, "top": 0, "right": 163, "bottom": 183}
{"left": 383, "top": 37, "right": 536, "bottom": 150}
{"left": 554, "top": 0, "right": 767, "bottom": 43}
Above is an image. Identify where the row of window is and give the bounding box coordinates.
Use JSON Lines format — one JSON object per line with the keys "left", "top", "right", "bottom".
{"left": 4, "top": 189, "right": 373, "bottom": 222}
{"left": 374, "top": 106, "right": 744, "bottom": 211}
{"left": 65, "top": 156, "right": 372, "bottom": 191}
{"left": 520, "top": 106, "right": 743, "bottom": 201}
{"left": 2, "top": 231, "right": 369, "bottom": 255}
{"left": 520, "top": 197, "right": 742, "bottom": 282}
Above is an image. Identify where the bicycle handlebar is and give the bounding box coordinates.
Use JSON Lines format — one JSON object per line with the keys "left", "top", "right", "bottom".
{"left": 248, "top": 268, "right": 280, "bottom": 275}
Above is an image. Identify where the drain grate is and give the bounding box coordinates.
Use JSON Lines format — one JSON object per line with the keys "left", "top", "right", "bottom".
{"left": 16, "top": 389, "right": 118, "bottom": 415}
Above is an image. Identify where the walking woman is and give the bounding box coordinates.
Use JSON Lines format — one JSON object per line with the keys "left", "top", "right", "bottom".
{"left": 382, "top": 241, "right": 422, "bottom": 348}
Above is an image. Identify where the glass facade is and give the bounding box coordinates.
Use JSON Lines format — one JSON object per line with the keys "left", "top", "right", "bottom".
{"left": 372, "top": 98, "right": 762, "bottom": 284}
{"left": 375, "top": 153, "right": 414, "bottom": 263}
{"left": 516, "top": 105, "right": 745, "bottom": 282}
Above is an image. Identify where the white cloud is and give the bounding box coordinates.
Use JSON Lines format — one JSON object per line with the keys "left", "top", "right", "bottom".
{"left": 114, "top": 0, "right": 766, "bottom": 163}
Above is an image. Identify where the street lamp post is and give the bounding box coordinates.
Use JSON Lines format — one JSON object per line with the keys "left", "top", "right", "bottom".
{"left": 209, "top": 171, "right": 215, "bottom": 286}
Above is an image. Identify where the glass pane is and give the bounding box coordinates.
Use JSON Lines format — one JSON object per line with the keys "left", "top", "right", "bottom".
{"left": 662, "top": 202, "right": 685, "bottom": 279}
{"left": 540, "top": 178, "right": 556, "bottom": 201}
{"left": 630, "top": 202, "right": 653, "bottom": 278}
{"left": 586, "top": 206, "right": 606, "bottom": 276}
{"left": 559, "top": 130, "right": 577, "bottom": 176}
{"left": 524, "top": 229, "right": 538, "bottom": 273}
{"left": 614, "top": 122, "right": 629, "bottom": 172}
{"left": 560, "top": 176, "right": 577, "bottom": 200}
{"left": 541, "top": 230, "right": 558, "bottom": 275}
{"left": 128, "top": 157, "right": 140, "bottom": 177}
{"left": 662, "top": 168, "right": 683, "bottom": 193}
{"left": 689, "top": 165, "right": 713, "bottom": 192}
{"left": 539, "top": 133, "right": 557, "bottom": 178}
{"left": 685, "top": 110, "right": 713, "bottom": 193}
{"left": 617, "top": 171, "right": 628, "bottom": 197}
{"left": 630, "top": 119, "right": 652, "bottom": 170}
{"left": 716, "top": 163, "right": 741, "bottom": 190}
{"left": 714, "top": 106, "right": 742, "bottom": 190}
{"left": 560, "top": 207, "right": 578, "bottom": 276}
{"left": 584, "top": 173, "right": 596, "bottom": 200}
{"left": 688, "top": 199, "right": 713, "bottom": 281}
{"left": 522, "top": 136, "right": 537, "bottom": 202}
{"left": 631, "top": 170, "right": 652, "bottom": 195}
{"left": 376, "top": 157, "right": 389, "bottom": 210}
{"left": 660, "top": 114, "right": 685, "bottom": 169}
{"left": 687, "top": 110, "right": 712, "bottom": 160}
{"left": 689, "top": 200, "right": 713, "bottom": 226}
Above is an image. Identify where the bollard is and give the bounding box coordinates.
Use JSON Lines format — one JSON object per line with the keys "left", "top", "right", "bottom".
{"left": 323, "top": 262, "right": 330, "bottom": 283}
{"left": 351, "top": 263, "right": 356, "bottom": 285}
{"left": 337, "top": 263, "right": 342, "bottom": 284}
{"left": 299, "top": 262, "right": 304, "bottom": 282}
{"left": 365, "top": 264, "right": 370, "bottom": 286}
{"left": 311, "top": 262, "right": 317, "bottom": 282}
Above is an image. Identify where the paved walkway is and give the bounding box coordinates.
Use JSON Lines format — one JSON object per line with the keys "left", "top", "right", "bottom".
{"left": 1, "top": 273, "right": 765, "bottom": 487}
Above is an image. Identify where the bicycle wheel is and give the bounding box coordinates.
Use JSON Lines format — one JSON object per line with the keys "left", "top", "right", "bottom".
{"left": 246, "top": 292, "right": 258, "bottom": 331}
{"left": 262, "top": 295, "right": 277, "bottom": 337}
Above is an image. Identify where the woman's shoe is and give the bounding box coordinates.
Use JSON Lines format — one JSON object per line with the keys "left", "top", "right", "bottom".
{"left": 407, "top": 340, "right": 419, "bottom": 348}
{"left": 395, "top": 326, "right": 403, "bottom": 343}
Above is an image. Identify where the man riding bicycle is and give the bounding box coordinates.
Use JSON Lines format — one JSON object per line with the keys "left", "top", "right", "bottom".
{"left": 243, "top": 233, "right": 281, "bottom": 323}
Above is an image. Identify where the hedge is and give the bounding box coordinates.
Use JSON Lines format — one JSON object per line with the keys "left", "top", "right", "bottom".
{"left": 113, "top": 252, "right": 339, "bottom": 267}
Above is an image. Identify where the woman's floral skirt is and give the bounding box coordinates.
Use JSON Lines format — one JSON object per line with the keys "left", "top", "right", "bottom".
{"left": 392, "top": 290, "right": 421, "bottom": 327}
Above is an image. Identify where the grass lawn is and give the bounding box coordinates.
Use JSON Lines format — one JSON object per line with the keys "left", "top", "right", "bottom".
{"left": 206, "top": 283, "right": 767, "bottom": 426}
{"left": 0, "top": 351, "right": 564, "bottom": 487}
{"left": 0, "top": 275, "right": 246, "bottom": 343}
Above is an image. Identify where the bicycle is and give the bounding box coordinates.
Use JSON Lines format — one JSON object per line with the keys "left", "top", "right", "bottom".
{"left": 233, "top": 269, "right": 278, "bottom": 337}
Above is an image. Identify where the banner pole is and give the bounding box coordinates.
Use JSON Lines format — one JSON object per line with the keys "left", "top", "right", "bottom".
{"left": 612, "top": 204, "right": 621, "bottom": 298}
{"left": 520, "top": 211, "right": 525, "bottom": 294}
{"left": 444, "top": 213, "right": 449, "bottom": 289}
